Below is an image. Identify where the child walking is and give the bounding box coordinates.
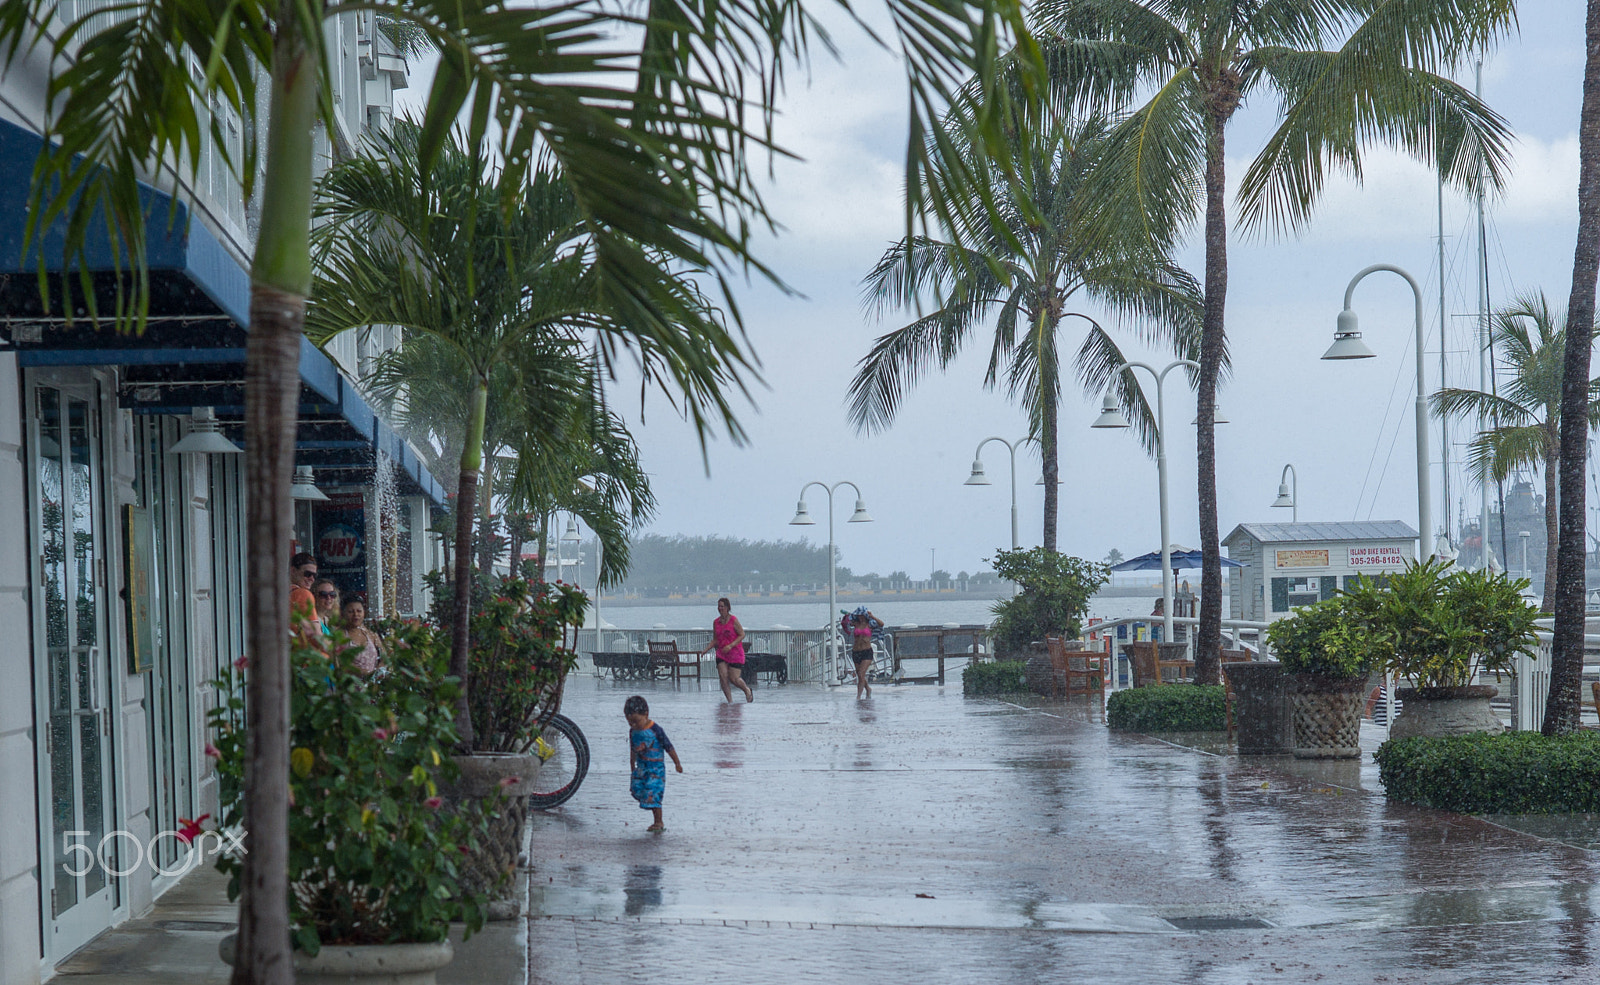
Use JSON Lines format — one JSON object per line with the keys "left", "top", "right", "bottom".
{"left": 625, "top": 695, "right": 682, "bottom": 831}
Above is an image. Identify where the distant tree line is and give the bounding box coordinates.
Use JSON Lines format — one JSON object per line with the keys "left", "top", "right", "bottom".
{"left": 612, "top": 534, "right": 999, "bottom": 593}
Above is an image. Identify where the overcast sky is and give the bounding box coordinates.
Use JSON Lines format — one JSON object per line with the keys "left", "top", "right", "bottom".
{"left": 415, "top": 7, "right": 1589, "bottom": 580}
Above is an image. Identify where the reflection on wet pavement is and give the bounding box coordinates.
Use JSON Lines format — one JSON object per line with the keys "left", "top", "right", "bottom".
{"left": 527, "top": 675, "right": 1600, "bottom": 983}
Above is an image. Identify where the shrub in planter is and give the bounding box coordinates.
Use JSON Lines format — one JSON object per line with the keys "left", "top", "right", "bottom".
{"left": 1375, "top": 731, "right": 1600, "bottom": 814}
{"left": 986, "top": 548, "right": 1108, "bottom": 658}
{"left": 1266, "top": 599, "right": 1387, "bottom": 758}
{"left": 461, "top": 577, "right": 587, "bottom": 753}
{"left": 209, "top": 624, "right": 491, "bottom": 955}
{"left": 1107, "top": 685, "right": 1226, "bottom": 732}
{"left": 962, "top": 660, "right": 1028, "bottom": 696}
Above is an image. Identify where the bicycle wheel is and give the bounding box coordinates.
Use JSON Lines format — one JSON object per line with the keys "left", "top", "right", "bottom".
{"left": 526, "top": 713, "right": 590, "bottom": 809}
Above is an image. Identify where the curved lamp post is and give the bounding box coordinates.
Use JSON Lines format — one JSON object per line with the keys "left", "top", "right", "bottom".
{"left": 965, "top": 436, "right": 1034, "bottom": 551}
{"left": 789, "top": 481, "right": 873, "bottom": 678}
{"left": 1324, "top": 264, "right": 1432, "bottom": 559}
{"left": 1092, "top": 360, "right": 1202, "bottom": 644}
{"left": 1272, "top": 464, "right": 1298, "bottom": 523}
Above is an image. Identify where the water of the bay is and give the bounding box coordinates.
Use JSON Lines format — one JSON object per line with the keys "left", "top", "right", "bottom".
{"left": 594, "top": 592, "right": 1229, "bottom": 631}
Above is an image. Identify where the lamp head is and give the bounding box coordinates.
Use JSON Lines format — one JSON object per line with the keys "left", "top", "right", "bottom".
{"left": 290, "top": 465, "right": 330, "bottom": 502}
{"left": 561, "top": 518, "right": 581, "bottom": 542}
{"left": 789, "top": 500, "right": 815, "bottom": 525}
{"left": 1090, "top": 394, "right": 1130, "bottom": 429}
{"left": 171, "top": 406, "right": 242, "bottom": 455}
{"left": 964, "top": 459, "right": 991, "bottom": 485}
{"left": 1271, "top": 483, "right": 1295, "bottom": 509}
{"left": 848, "top": 499, "right": 873, "bottom": 523}
{"left": 1323, "top": 309, "right": 1376, "bottom": 360}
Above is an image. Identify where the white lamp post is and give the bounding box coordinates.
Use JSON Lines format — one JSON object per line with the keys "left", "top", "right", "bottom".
{"left": 789, "top": 481, "right": 872, "bottom": 681}
{"left": 1091, "top": 360, "right": 1202, "bottom": 644}
{"left": 1271, "top": 463, "right": 1298, "bottom": 522}
{"left": 1324, "top": 264, "right": 1432, "bottom": 559}
{"left": 1520, "top": 530, "right": 1531, "bottom": 578}
{"left": 561, "top": 516, "right": 581, "bottom": 588}
{"left": 966, "top": 435, "right": 1032, "bottom": 550}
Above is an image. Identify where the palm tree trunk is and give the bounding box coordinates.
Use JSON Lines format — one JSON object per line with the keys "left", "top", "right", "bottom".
{"left": 1546, "top": 0, "right": 1600, "bottom": 735}
{"left": 1544, "top": 433, "right": 1560, "bottom": 615}
{"left": 1041, "top": 326, "right": 1059, "bottom": 552}
{"left": 450, "top": 381, "right": 489, "bottom": 748}
{"left": 476, "top": 455, "right": 495, "bottom": 577}
{"left": 1192, "top": 110, "right": 1228, "bottom": 687}
{"left": 234, "top": 9, "right": 318, "bottom": 983}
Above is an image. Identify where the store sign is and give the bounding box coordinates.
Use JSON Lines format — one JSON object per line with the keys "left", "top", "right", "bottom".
{"left": 1276, "top": 549, "right": 1329, "bottom": 568}
{"left": 318, "top": 523, "right": 363, "bottom": 564}
{"left": 1348, "top": 545, "right": 1408, "bottom": 568}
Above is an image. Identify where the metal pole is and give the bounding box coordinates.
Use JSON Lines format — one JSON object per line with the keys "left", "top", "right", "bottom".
{"left": 1476, "top": 60, "right": 1492, "bottom": 572}
{"left": 1344, "top": 265, "right": 1433, "bottom": 559}
{"left": 1114, "top": 360, "right": 1197, "bottom": 644}
{"left": 827, "top": 486, "right": 837, "bottom": 677}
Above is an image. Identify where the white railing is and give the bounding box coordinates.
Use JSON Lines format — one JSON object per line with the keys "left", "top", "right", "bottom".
{"left": 1076, "top": 616, "right": 1275, "bottom": 690}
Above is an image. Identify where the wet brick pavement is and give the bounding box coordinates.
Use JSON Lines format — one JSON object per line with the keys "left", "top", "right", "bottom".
{"left": 525, "top": 674, "right": 1600, "bottom": 983}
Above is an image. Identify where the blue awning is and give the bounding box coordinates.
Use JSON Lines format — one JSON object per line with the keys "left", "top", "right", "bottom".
{"left": 0, "top": 116, "right": 446, "bottom": 506}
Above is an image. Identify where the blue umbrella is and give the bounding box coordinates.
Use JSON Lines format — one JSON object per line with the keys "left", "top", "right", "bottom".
{"left": 1110, "top": 549, "right": 1244, "bottom": 572}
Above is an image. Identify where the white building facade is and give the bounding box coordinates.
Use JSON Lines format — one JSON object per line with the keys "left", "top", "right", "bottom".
{"left": 0, "top": 9, "right": 444, "bottom": 983}
{"left": 1224, "top": 521, "right": 1419, "bottom": 623}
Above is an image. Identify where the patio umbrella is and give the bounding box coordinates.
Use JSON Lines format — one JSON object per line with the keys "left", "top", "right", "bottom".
{"left": 1110, "top": 549, "right": 1244, "bottom": 572}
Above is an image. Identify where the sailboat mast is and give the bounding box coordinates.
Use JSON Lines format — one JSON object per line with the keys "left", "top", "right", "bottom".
{"left": 1476, "top": 58, "right": 1493, "bottom": 572}
{"left": 1437, "top": 122, "right": 1451, "bottom": 549}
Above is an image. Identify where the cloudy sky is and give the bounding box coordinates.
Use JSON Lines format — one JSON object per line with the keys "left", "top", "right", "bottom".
{"left": 432, "top": 7, "right": 1592, "bottom": 581}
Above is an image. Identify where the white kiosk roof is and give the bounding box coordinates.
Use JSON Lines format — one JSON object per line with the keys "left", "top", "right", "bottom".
{"left": 1224, "top": 521, "right": 1419, "bottom": 545}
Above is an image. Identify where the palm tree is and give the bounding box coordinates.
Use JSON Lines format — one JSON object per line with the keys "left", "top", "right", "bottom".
{"left": 851, "top": 112, "right": 1204, "bottom": 551}
{"left": 308, "top": 122, "right": 693, "bottom": 744}
{"left": 1434, "top": 292, "right": 1600, "bottom": 614}
{"left": 1548, "top": 0, "right": 1600, "bottom": 735}
{"left": 1, "top": 0, "right": 1036, "bottom": 974}
{"left": 1034, "top": 0, "right": 1517, "bottom": 684}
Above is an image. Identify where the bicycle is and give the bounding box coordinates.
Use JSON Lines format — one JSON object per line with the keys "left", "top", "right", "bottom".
{"left": 526, "top": 711, "right": 590, "bottom": 809}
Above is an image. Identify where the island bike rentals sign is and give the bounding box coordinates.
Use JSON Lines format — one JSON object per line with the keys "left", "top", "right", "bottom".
{"left": 1347, "top": 545, "right": 1409, "bottom": 569}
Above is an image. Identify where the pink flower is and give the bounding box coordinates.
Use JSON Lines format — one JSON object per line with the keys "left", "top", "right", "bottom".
{"left": 424, "top": 796, "right": 443, "bottom": 810}
{"left": 204, "top": 743, "right": 221, "bottom": 759}
{"left": 372, "top": 728, "right": 390, "bottom": 741}
{"left": 176, "top": 814, "right": 211, "bottom": 844}
{"left": 233, "top": 655, "right": 249, "bottom": 671}
{"left": 498, "top": 775, "right": 520, "bottom": 788}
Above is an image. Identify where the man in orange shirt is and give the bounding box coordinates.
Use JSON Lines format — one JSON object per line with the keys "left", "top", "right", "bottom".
{"left": 290, "top": 552, "right": 322, "bottom": 641}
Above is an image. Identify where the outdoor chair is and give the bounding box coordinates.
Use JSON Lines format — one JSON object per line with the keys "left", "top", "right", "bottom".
{"left": 1046, "top": 636, "right": 1107, "bottom": 698}
{"left": 648, "top": 639, "right": 701, "bottom": 683}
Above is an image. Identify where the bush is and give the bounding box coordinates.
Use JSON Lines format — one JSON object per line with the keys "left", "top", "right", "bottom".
{"left": 962, "top": 660, "right": 1028, "bottom": 696}
{"left": 1265, "top": 596, "right": 1386, "bottom": 681}
{"left": 1107, "top": 685, "right": 1227, "bottom": 732}
{"left": 987, "top": 548, "right": 1108, "bottom": 656}
{"left": 1375, "top": 731, "right": 1600, "bottom": 814}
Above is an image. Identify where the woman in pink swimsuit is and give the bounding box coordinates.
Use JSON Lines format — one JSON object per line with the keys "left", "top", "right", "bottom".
{"left": 848, "top": 610, "right": 879, "bottom": 698}
{"left": 699, "top": 597, "right": 754, "bottom": 703}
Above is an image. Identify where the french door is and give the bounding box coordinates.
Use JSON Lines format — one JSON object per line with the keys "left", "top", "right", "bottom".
{"left": 29, "top": 379, "right": 117, "bottom": 958}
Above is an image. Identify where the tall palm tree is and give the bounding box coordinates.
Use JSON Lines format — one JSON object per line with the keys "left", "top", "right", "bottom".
{"left": 1434, "top": 292, "right": 1600, "bottom": 614}
{"left": 1549, "top": 0, "right": 1600, "bottom": 735}
{"left": 1034, "top": 0, "right": 1517, "bottom": 684}
{"left": 308, "top": 122, "right": 693, "bottom": 745}
{"left": 851, "top": 112, "right": 1204, "bottom": 551}
{"left": 1, "top": 0, "right": 1038, "bottom": 977}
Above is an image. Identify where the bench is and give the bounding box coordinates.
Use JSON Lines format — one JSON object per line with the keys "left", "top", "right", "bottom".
{"left": 589, "top": 651, "right": 663, "bottom": 681}
{"left": 740, "top": 652, "right": 788, "bottom": 683}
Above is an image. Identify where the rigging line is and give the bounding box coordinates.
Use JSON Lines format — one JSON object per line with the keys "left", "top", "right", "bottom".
{"left": 1353, "top": 314, "right": 1432, "bottom": 521}
{"left": 1365, "top": 317, "right": 1440, "bottom": 522}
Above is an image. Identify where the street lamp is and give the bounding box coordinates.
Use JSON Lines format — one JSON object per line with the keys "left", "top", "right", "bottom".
{"left": 1091, "top": 359, "right": 1199, "bottom": 644}
{"left": 560, "top": 515, "right": 580, "bottom": 586}
{"left": 1271, "top": 464, "right": 1298, "bottom": 522}
{"left": 1520, "top": 530, "right": 1531, "bottom": 578}
{"left": 1324, "top": 264, "right": 1432, "bottom": 558}
{"left": 789, "top": 481, "right": 873, "bottom": 680}
{"left": 965, "top": 436, "right": 1030, "bottom": 552}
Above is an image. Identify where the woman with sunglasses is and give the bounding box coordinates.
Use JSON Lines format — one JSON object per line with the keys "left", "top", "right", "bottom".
{"left": 311, "top": 580, "right": 341, "bottom": 640}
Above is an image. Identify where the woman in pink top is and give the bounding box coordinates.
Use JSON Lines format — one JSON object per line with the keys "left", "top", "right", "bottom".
{"left": 699, "top": 597, "right": 753, "bottom": 703}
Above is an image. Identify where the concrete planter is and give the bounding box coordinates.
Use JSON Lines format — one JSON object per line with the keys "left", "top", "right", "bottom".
{"left": 1390, "top": 685, "right": 1503, "bottom": 740}
{"left": 221, "top": 934, "right": 453, "bottom": 985}
{"left": 1227, "top": 661, "right": 1292, "bottom": 755}
{"left": 1289, "top": 675, "right": 1367, "bottom": 760}
{"left": 441, "top": 752, "right": 541, "bottom": 916}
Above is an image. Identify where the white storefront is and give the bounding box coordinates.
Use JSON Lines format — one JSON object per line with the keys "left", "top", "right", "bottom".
{"left": 1224, "top": 521, "right": 1419, "bottom": 623}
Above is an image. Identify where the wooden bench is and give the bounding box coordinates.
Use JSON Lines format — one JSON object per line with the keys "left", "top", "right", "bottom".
{"left": 1128, "top": 642, "right": 1193, "bottom": 686}
{"left": 648, "top": 639, "right": 701, "bottom": 682}
{"left": 1046, "top": 636, "right": 1107, "bottom": 697}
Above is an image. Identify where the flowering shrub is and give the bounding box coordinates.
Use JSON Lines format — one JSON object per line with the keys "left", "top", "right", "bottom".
{"left": 207, "top": 621, "right": 492, "bottom": 954}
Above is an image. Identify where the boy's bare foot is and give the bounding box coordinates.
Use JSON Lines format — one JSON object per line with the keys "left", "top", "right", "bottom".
{"left": 646, "top": 823, "right": 665, "bottom": 832}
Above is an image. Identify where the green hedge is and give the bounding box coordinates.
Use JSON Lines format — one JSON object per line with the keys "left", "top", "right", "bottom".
{"left": 962, "top": 660, "right": 1029, "bottom": 696}
{"left": 1376, "top": 731, "right": 1600, "bottom": 814}
{"left": 1106, "top": 685, "right": 1226, "bottom": 732}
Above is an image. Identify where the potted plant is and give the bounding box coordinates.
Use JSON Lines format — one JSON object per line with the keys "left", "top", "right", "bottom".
{"left": 1344, "top": 559, "right": 1539, "bottom": 739}
{"left": 1266, "top": 597, "right": 1389, "bottom": 759}
{"left": 986, "top": 548, "right": 1108, "bottom": 693}
{"left": 209, "top": 623, "right": 492, "bottom": 983}
{"left": 428, "top": 574, "right": 585, "bottom": 913}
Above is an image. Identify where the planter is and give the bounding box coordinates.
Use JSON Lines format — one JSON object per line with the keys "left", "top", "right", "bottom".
{"left": 221, "top": 934, "right": 452, "bottom": 985}
{"left": 1390, "top": 685, "right": 1504, "bottom": 740}
{"left": 440, "top": 752, "right": 541, "bottom": 914}
{"left": 1289, "top": 675, "right": 1367, "bottom": 760}
{"left": 1227, "top": 661, "right": 1292, "bottom": 755}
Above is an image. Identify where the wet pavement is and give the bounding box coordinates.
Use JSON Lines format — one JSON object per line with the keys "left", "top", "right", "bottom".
{"left": 527, "top": 674, "right": 1600, "bottom": 984}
